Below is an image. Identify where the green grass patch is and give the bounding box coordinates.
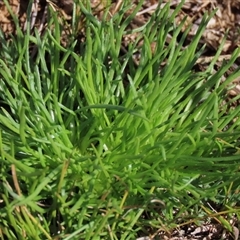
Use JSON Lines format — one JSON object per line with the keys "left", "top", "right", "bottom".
{"left": 0, "top": 1, "right": 240, "bottom": 239}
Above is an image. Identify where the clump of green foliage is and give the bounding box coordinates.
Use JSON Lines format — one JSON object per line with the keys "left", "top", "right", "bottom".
{"left": 0, "top": 1, "right": 240, "bottom": 239}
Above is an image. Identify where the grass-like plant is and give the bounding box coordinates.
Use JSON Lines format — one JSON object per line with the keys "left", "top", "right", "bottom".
{"left": 0, "top": 1, "right": 240, "bottom": 239}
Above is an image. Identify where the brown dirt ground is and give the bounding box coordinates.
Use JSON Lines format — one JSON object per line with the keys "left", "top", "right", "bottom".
{"left": 0, "top": 1, "right": 240, "bottom": 239}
